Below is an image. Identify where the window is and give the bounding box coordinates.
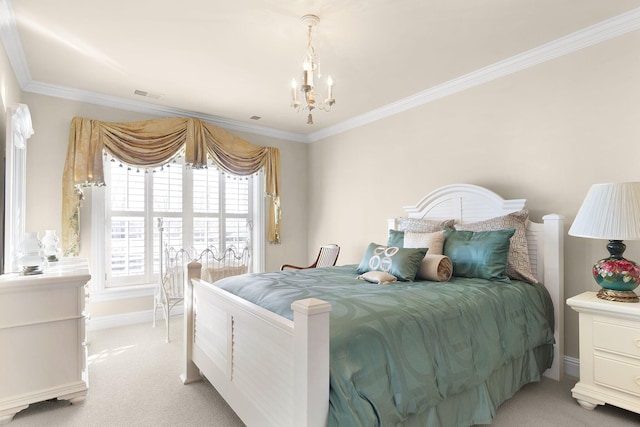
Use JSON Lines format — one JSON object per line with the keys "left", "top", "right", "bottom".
{"left": 91, "top": 155, "right": 263, "bottom": 299}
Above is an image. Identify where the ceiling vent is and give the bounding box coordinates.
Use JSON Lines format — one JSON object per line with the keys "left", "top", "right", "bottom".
{"left": 134, "top": 89, "right": 162, "bottom": 99}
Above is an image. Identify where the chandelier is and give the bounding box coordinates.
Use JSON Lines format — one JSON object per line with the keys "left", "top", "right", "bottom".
{"left": 290, "top": 14, "right": 335, "bottom": 125}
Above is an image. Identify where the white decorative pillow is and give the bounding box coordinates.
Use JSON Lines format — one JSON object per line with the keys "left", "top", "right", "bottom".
{"left": 402, "top": 230, "right": 449, "bottom": 281}
{"left": 454, "top": 210, "right": 538, "bottom": 284}
{"left": 202, "top": 265, "right": 248, "bottom": 283}
{"left": 387, "top": 230, "right": 449, "bottom": 281}
{"left": 397, "top": 217, "right": 455, "bottom": 233}
{"left": 357, "top": 271, "right": 398, "bottom": 284}
{"left": 404, "top": 230, "right": 446, "bottom": 255}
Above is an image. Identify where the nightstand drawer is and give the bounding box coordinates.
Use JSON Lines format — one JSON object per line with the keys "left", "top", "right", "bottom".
{"left": 594, "top": 355, "right": 640, "bottom": 397}
{"left": 593, "top": 320, "right": 640, "bottom": 358}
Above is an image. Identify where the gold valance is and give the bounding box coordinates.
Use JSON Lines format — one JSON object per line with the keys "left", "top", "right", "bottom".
{"left": 62, "top": 116, "right": 281, "bottom": 255}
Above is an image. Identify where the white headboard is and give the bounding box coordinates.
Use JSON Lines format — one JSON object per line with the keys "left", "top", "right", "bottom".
{"left": 388, "top": 183, "right": 565, "bottom": 381}
{"left": 394, "top": 183, "right": 526, "bottom": 224}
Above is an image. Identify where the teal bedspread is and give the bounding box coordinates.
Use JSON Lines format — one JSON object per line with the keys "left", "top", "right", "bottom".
{"left": 215, "top": 265, "right": 555, "bottom": 427}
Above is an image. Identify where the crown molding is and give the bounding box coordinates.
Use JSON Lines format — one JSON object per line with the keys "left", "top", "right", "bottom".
{"left": 2, "top": 0, "right": 639, "bottom": 144}
{"left": 308, "top": 6, "right": 640, "bottom": 143}
{"left": 22, "top": 80, "right": 308, "bottom": 143}
{"left": 0, "top": 0, "right": 31, "bottom": 87}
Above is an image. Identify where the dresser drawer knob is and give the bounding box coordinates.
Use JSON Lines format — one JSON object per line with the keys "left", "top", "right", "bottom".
{"left": 636, "top": 338, "right": 640, "bottom": 348}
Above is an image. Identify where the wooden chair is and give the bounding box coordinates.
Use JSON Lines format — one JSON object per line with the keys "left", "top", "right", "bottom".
{"left": 280, "top": 244, "right": 340, "bottom": 271}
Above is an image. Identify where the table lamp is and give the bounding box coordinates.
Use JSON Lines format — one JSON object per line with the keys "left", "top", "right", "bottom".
{"left": 568, "top": 182, "right": 640, "bottom": 302}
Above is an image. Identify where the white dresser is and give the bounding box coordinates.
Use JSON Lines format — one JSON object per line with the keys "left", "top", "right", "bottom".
{"left": 567, "top": 291, "right": 640, "bottom": 415}
{"left": 0, "top": 258, "right": 91, "bottom": 424}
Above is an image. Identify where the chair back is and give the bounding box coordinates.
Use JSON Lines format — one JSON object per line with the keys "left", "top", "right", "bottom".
{"left": 162, "top": 246, "right": 193, "bottom": 299}
{"left": 280, "top": 244, "right": 340, "bottom": 271}
{"left": 315, "top": 244, "right": 340, "bottom": 268}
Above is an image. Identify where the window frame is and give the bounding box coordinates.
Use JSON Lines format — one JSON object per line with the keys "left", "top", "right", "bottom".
{"left": 89, "top": 160, "right": 264, "bottom": 303}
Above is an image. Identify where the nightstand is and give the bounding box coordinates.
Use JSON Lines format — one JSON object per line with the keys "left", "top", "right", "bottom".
{"left": 567, "top": 291, "right": 640, "bottom": 415}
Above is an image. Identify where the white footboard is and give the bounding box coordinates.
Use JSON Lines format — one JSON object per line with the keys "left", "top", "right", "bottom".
{"left": 181, "top": 262, "right": 331, "bottom": 427}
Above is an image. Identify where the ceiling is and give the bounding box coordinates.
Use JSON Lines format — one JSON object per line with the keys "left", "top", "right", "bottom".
{"left": 2, "top": 0, "right": 640, "bottom": 142}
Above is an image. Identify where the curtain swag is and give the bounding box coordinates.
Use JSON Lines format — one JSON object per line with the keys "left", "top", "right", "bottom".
{"left": 62, "top": 116, "right": 281, "bottom": 255}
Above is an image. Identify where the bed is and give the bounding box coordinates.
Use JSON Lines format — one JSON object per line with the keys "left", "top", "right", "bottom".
{"left": 180, "top": 184, "right": 565, "bottom": 427}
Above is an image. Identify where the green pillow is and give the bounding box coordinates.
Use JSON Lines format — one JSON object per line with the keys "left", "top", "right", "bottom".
{"left": 356, "top": 243, "right": 428, "bottom": 281}
{"left": 443, "top": 228, "right": 515, "bottom": 282}
{"left": 387, "top": 229, "right": 405, "bottom": 247}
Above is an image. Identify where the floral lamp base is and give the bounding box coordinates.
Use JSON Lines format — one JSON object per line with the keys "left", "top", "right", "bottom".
{"left": 593, "top": 257, "right": 639, "bottom": 303}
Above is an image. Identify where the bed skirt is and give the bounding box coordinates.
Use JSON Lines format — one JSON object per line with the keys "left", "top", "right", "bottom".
{"left": 328, "top": 343, "right": 553, "bottom": 427}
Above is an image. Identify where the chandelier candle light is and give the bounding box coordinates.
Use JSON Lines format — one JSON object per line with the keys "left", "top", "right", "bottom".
{"left": 290, "top": 14, "right": 335, "bottom": 125}
{"left": 568, "top": 182, "right": 640, "bottom": 302}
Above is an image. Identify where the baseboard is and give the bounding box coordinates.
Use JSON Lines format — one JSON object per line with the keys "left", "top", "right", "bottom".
{"left": 564, "top": 355, "right": 580, "bottom": 379}
{"left": 87, "top": 305, "right": 184, "bottom": 331}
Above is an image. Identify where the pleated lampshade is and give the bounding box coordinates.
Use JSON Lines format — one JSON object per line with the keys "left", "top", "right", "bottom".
{"left": 568, "top": 182, "right": 640, "bottom": 240}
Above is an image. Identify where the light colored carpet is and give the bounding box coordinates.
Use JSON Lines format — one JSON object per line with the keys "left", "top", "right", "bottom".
{"left": 10, "top": 317, "right": 244, "bottom": 427}
{"left": 9, "top": 317, "right": 640, "bottom": 426}
{"left": 476, "top": 374, "right": 640, "bottom": 427}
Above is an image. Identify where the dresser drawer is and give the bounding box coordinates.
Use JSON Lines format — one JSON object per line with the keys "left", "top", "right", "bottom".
{"left": 0, "top": 286, "right": 83, "bottom": 328}
{"left": 594, "top": 355, "right": 640, "bottom": 397}
{"left": 593, "top": 320, "right": 640, "bottom": 358}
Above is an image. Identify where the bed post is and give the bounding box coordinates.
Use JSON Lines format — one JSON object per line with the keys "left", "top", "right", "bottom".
{"left": 181, "top": 260, "right": 202, "bottom": 384}
{"left": 292, "top": 298, "right": 332, "bottom": 427}
{"left": 542, "top": 214, "right": 565, "bottom": 381}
